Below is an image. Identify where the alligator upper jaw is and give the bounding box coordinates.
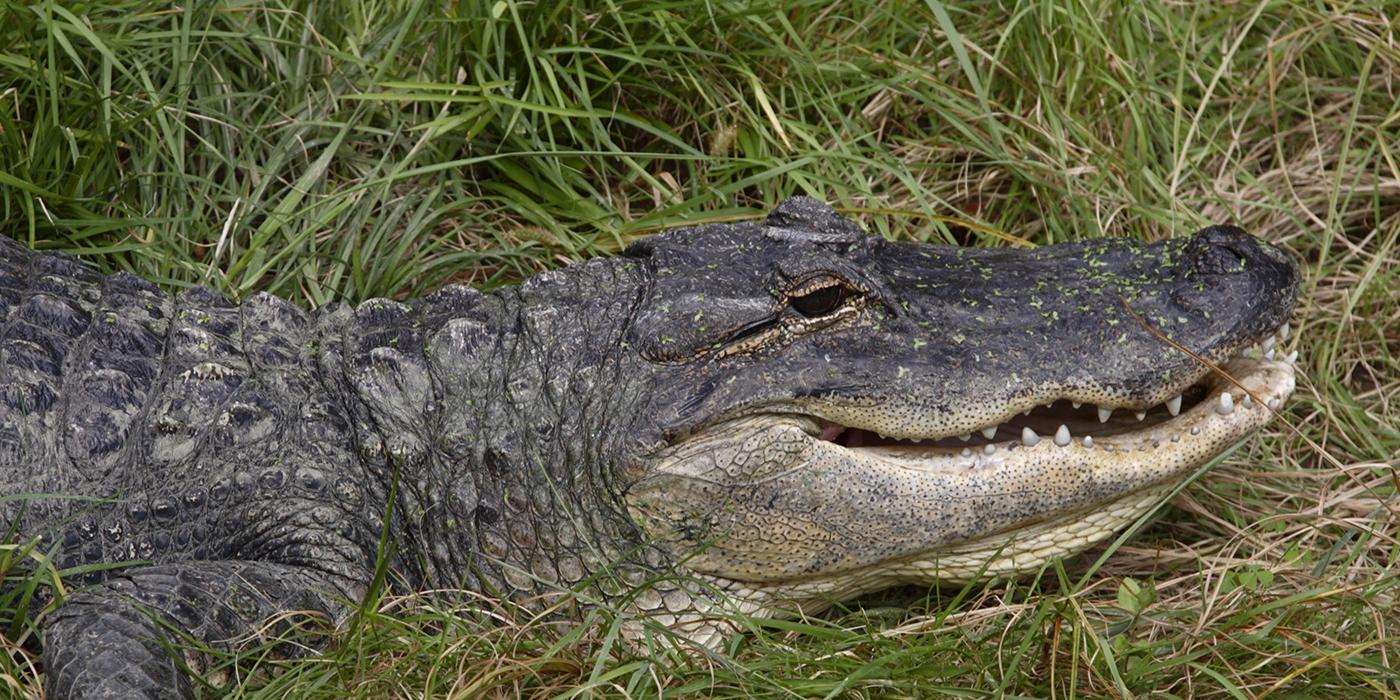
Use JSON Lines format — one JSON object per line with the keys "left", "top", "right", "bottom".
{"left": 753, "top": 320, "right": 1296, "bottom": 453}
{"left": 801, "top": 352, "right": 1294, "bottom": 465}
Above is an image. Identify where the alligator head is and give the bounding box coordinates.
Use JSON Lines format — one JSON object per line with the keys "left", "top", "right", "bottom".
{"left": 619, "top": 197, "right": 1298, "bottom": 637}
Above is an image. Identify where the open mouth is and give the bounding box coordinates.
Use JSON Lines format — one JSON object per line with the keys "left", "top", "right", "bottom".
{"left": 807, "top": 323, "right": 1298, "bottom": 460}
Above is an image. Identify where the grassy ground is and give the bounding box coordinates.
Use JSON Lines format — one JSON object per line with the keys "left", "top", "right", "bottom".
{"left": 1, "top": 0, "right": 1397, "bottom": 697}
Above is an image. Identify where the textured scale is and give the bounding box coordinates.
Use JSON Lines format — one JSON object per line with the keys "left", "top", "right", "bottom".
{"left": 0, "top": 237, "right": 654, "bottom": 697}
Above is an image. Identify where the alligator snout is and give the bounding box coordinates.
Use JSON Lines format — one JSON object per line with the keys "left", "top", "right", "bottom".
{"left": 1186, "top": 224, "right": 1296, "bottom": 276}
{"left": 1172, "top": 225, "right": 1299, "bottom": 344}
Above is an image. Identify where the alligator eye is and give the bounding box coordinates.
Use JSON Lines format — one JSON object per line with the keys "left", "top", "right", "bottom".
{"left": 790, "top": 284, "right": 848, "bottom": 317}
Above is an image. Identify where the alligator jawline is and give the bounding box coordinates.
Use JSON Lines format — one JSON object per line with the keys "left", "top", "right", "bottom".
{"left": 803, "top": 355, "right": 1295, "bottom": 461}
{"left": 816, "top": 386, "right": 1214, "bottom": 450}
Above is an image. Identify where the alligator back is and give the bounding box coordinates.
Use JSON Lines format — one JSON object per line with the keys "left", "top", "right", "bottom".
{"left": 0, "top": 237, "right": 375, "bottom": 579}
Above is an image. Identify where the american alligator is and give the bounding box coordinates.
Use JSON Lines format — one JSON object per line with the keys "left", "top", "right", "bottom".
{"left": 1, "top": 197, "right": 1297, "bottom": 698}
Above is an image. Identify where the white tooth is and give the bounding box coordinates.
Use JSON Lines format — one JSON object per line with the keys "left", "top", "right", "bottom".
{"left": 1264, "top": 348, "right": 1276, "bottom": 360}
{"left": 1134, "top": 410, "right": 1147, "bottom": 421}
{"left": 1242, "top": 394, "right": 1254, "bottom": 408}
{"left": 1268, "top": 397, "right": 1282, "bottom": 409}
{"left": 981, "top": 426, "right": 998, "bottom": 440}
{"left": 961, "top": 447, "right": 971, "bottom": 457}
{"left": 958, "top": 433, "right": 971, "bottom": 441}
{"left": 1263, "top": 336, "right": 1276, "bottom": 351}
{"left": 1021, "top": 427, "right": 1040, "bottom": 447}
{"left": 1023, "top": 408, "right": 1033, "bottom": 416}
{"left": 1285, "top": 350, "right": 1298, "bottom": 364}
{"left": 1190, "top": 426, "right": 1201, "bottom": 435}
{"left": 1280, "top": 322, "right": 1290, "bottom": 340}
{"left": 1071, "top": 401, "right": 1082, "bottom": 409}
{"left": 1166, "top": 395, "right": 1182, "bottom": 416}
{"left": 1082, "top": 436, "right": 1093, "bottom": 448}
{"left": 1054, "top": 424, "right": 1071, "bottom": 446}
{"left": 984, "top": 444, "right": 996, "bottom": 455}
{"left": 1217, "top": 392, "right": 1235, "bottom": 415}
{"left": 1097, "top": 406, "right": 1113, "bottom": 423}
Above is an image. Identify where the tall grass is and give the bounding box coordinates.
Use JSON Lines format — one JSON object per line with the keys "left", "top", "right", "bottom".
{"left": 2, "top": 0, "right": 1397, "bottom": 696}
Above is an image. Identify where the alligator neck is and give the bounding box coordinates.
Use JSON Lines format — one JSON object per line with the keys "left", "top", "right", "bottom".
{"left": 333, "top": 257, "right": 655, "bottom": 601}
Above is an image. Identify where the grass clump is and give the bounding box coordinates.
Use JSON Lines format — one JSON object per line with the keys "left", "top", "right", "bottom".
{"left": 2, "top": 0, "right": 1398, "bottom": 697}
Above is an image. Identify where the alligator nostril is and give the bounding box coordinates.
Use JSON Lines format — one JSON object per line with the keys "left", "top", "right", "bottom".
{"left": 1187, "top": 225, "right": 1254, "bottom": 275}
{"left": 1194, "top": 244, "right": 1246, "bottom": 274}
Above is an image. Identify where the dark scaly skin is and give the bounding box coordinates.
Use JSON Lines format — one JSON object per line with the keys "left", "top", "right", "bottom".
{"left": 0, "top": 240, "right": 656, "bottom": 696}
{"left": 0, "top": 197, "right": 1298, "bottom": 698}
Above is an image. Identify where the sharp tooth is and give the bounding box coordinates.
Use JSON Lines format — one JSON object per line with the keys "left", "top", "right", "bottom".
{"left": 1264, "top": 348, "right": 1276, "bottom": 360}
{"left": 1190, "top": 426, "right": 1201, "bottom": 435}
{"left": 1082, "top": 436, "right": 1093, "bottom": 448}
{"left": 1242, "top": 394, "right": 1254, "bottom": 408}
{"left": 1263, "top": 336, "right": 1276, "bottom": 351}
{"left": 1054, "top": 424, "right": 1071, "bottom": 446}
{"left": 1097, "top": 406, "right": 1113, "bottom": 423}
{"left": 1021, "top": 427, "right": 1040, "bottom": 447}
{"left": 1268, "top": 397, "right": 1282, "bottom": 409}
{"left": 961, "top": 447, "right": 971, "bottom": 457}
{"left": 1166, "top": 395, "right": 1182, "bottom": 416}
{"left": 1280, "top": 322, "right": 1290, "bottom": 339}
{"left": 1285, "top": 350, "right": 1298, "bottom": 364}
{"left": 984, "top": 444, "right": 996, "bottom": 455}
{"left": 1134, "top": 410, "right": 1147, "bottom": 421}
{"left": 1023, "top": 407, "right": 1033, "bottom": 416}
{"left": 1071, "top": 401, "right": 1082, "bottom": 409}
{"left": 958, "top": 433, "right": 971, "bottom": 441}
{"left": 1216, "top": 392, "right": 1235, "bottom": 415}
{"left": 981, "top": 426, "right": 998, "bottom": 440}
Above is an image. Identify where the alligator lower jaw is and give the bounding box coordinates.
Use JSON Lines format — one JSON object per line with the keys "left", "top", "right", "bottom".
{"left": 763, "top": 353, "right": 1295, "bottom": 584}
{"left": 676, "top": 355, "right": 1296, "bottom": 621}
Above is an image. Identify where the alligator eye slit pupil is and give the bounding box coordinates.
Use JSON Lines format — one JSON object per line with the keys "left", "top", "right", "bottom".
{"left": 790, "top": 286, "right": 846, "bottom": 317}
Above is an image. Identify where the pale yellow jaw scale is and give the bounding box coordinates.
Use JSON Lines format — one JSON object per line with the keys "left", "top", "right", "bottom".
{"left": 910, "top": 356, "right": 1296, "bottom": 580}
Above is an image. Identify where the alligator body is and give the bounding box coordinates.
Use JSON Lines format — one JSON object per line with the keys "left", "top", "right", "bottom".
{"left": 1, "top": 198, "right": 1298, "bottom": 698}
